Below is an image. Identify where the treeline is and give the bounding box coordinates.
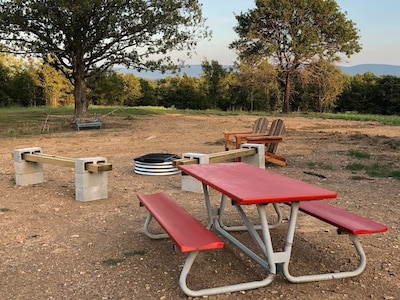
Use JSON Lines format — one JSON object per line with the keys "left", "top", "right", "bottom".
{"left": 1, "top": 54, "right": 400, "bottom": 114}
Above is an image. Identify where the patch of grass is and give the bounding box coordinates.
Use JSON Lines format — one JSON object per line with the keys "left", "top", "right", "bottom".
{"left": 102, "top": 249, "right": 145, "bottom": 266}
{"left": 102, "top": 258, "right": 125, "bottom": 266}
{"left": 367, "top": 163, "right": 396, "bottom": 178}
{"left": 124, "top": 250, "right": 145, "bottom": 257}
{"left": 350, "top": 175, "right": 367, "bottom": 180}
{"left": 306, "top": 161, "right": 334, "bottom": 170}
{"left": 2, "top": 106, "right": 400, "bottom": 138}
{"left": 348, "top": 149, "right": 370, "bottom": 159}
{"left": 391, "top": 170, "right": 400, "bottom": 179}
{"left": 1, "top": 207, "right": 11, "bottom": 212}
{"left": 302, "top": 112, "right": 400, "bottom": 126}
{"left": 346, "top": 162, "right": 400, "bottom": 179}
{"left": 346, "top": 163, "right": 366, "bottom": 171}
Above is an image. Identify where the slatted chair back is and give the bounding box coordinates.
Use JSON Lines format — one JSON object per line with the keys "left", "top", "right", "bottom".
{"left": 252, "top": 117, "right": 269, "bottom": 134}
{"left": 266, "top": 119, "right": 285, "bottom": 154}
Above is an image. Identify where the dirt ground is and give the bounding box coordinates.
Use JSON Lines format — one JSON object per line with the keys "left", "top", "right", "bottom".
{"left": 0, "top": 114, "right": 399, "bottom": 300}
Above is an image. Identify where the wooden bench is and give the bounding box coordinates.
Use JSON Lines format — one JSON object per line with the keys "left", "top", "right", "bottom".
{"left": 75, "top": 117, "right": 102, "bottom": 131}
{"left": 138, "top": 192, "right": 226, "bottom": 296}
{"left": 173, "top": 148, "right": 257, "bottom": 166}
{"left": 283, "top": 201, "right": 388, "bottom": 283}
{"left": 14, "top": 147, "right": 112, "bottom": 201}
{"left": 21, "top": 152, "right": 112, "bottom": 173}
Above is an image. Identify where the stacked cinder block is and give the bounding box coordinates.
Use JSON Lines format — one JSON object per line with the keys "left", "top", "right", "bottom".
{"left": 13, "top": 147, "right": 109, "bottom": 202}
{"left": 75, "top": 157, "right": 108, "bottom": 202}
{"left": 13, "top": 147, "right": 44, "bottom": 186}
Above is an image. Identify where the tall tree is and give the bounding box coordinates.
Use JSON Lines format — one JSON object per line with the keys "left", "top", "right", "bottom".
{"left": 230, "top": 0, "right": 361, "bottom": 112}
{"left": 236, "top": 58, "right": 279, "bottom": 112}
{"left": 0, "top": 58, "right": 11, "bottom": 107}
{"left": 201, "top": 60, "right": 227, "bottom": 109}
{"left": 0, "top": 0, "right": 210, "bottom": 118}
{"left": 302, "top": 60, "right": 347, "bottom": 112}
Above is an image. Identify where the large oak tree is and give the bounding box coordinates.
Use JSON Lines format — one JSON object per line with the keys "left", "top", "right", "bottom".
{"left": 230, "top": 0, "right": 361, "bottom": 112}
{"left": 0, "top": 0, "right": 210, "bottom": 118}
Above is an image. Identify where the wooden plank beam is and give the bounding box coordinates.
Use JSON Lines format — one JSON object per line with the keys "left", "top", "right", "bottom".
{"left": 173, "top": 148, "right": 257, "bottom": 166}
{"left": 85, "top": 163, "right": 113, "bottom": 173}
{"left": 22, "top": 153, "right": 75, "bottom": 168}
{"left": 209, "top": 148, "right": 256, "bottom": 163}
{"left": 22, "top": 153, "right": 113, "bottom": 172}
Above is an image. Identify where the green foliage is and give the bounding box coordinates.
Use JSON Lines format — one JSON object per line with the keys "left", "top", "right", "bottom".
{"left": 0, "top": 0, "right": 210, "bottom": 118}
{"left": 336, "top": 73, "right": 400, "bottom": 114}
{"left": 299, "top": 61, "right": 348, "bottom": 112}
{"left": 158, "top": 75, "right": 208, "bottom": 109}
{"left": 346, "top": 163, "right": 365, "bottom": 171}
{"left": 346, "top": 163, "right": 400, "bottom": 180}
{"left": 0, "top": 207, "right": 11, "bottom": 212}
{"left": 101, "top": 258, "right": 125, "bottom": 266}
{"left": 348, "top": 149, "right": 370, "bottom": 159}
{"left": 87, "top": 71, "right": 125, "bottom": 106}
{"left": 124, "top": 250, "right": 145, "bottom": 257}
{"left": 231, "top": 0, "right": 361, "bottom": 112}
{"left": 300, "top": 112, "right": 400, "bottom": 126}
{"left": 201, "top": 60, "right": 228, "bottom": 109}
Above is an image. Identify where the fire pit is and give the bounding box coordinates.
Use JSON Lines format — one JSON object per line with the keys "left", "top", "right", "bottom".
{"left": 133, "top": 153, "right": 181, "bottom": 176}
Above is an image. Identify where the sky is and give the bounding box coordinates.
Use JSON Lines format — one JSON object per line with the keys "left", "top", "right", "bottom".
{"left": 186, "top": 0, "right": 400, "bottom": 66}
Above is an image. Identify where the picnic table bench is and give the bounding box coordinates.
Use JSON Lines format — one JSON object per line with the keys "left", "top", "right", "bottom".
{"left": 137, "top": 192, "right": 225, "bottom": 296}
{"left": 283, "top": 200, "right": 388, "bottom": 283}
{"left": 75, "top": 117, "right": 102, "bottom": 130}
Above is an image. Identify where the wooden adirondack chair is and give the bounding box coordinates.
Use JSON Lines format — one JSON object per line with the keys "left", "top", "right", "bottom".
{"left": 245, "top": 119, "right": 286, "bottom": 166}
{"left": 224, "top": 117, "right": 269, "bottom": 151}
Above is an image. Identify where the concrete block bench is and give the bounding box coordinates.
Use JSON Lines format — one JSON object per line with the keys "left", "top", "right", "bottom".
{"left": 13, "top": 147, "right": 112, "bottom": 201}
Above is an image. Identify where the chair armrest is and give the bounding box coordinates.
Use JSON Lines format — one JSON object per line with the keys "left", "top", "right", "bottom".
{"left": 224, "top": 131, "right": 253, "bottom": 139}
{"left": 224, "top": 131, "right": 253, "bottom": 150}
{"left": 245, "top": 135, "right": 283, "bottom": 142}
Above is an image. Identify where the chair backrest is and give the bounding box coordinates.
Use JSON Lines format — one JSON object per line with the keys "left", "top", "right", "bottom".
{"left": 267, "top": 119, "right": 285, "bottom": 153}
{"left": 252, "top": 117, "right": 268, "bottom": 134}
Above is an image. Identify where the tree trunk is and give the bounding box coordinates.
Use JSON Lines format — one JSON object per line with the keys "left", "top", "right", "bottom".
{"left": 282, "top": 73, "right": 291, "bottom": 113}
{"left": 73, "top": 68, "right": 88, "bottom": 120}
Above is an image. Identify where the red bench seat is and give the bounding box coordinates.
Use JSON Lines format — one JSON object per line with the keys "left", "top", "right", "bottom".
{"left": 298, "top": 201, "right": 388, "bottom": 235}
{"left": 138, "top": 192, "right": 224, "bottom": 252}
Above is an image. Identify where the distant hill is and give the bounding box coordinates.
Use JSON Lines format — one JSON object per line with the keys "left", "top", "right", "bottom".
{"left": 115, "top": 64, "right": 400, "bottom": 79}
{"left": 338, "top": 64, "right": 400, "bottom": 76}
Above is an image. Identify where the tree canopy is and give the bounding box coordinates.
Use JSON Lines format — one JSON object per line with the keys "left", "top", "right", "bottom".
{"left": 0, "top": 0, "right": 210, "bottom": 118}
{"left": 230, "top": 0, "right": 361, "bottom": 112}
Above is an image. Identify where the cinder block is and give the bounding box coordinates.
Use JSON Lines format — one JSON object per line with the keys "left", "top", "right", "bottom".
{"left": 75, "top": 157, "right": 108, "bottom": 201}
{"left": 180, "top": 153, "right": 210, "bottom": 193}
{"left": 181, "top": 174, "right": 206, "bottom": 193}
{"left": 241, "top": 144, "right": 265, "bottom": 169}
{"left": 13, "top": 147, "right": 42, "bottom": 163}
{"left": 75, "top": 185, "right": 108, "bottom": 202}
{"left": 75, "top": 172, "right": 108, "bottom": 188}
{"left": 14, "top": 147, "right": 44, "bottom": 186}
{"left": 75, "top": 157, "right": 107, "bottom": 174}
{"left": 182, "top": 153, "right": 210, "bottom": 164}
{"left": 15, "top": 170, "right": 44, "bottom": 186}
{"left": 14, "top": 161, "right": 43, "bottom": 175}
